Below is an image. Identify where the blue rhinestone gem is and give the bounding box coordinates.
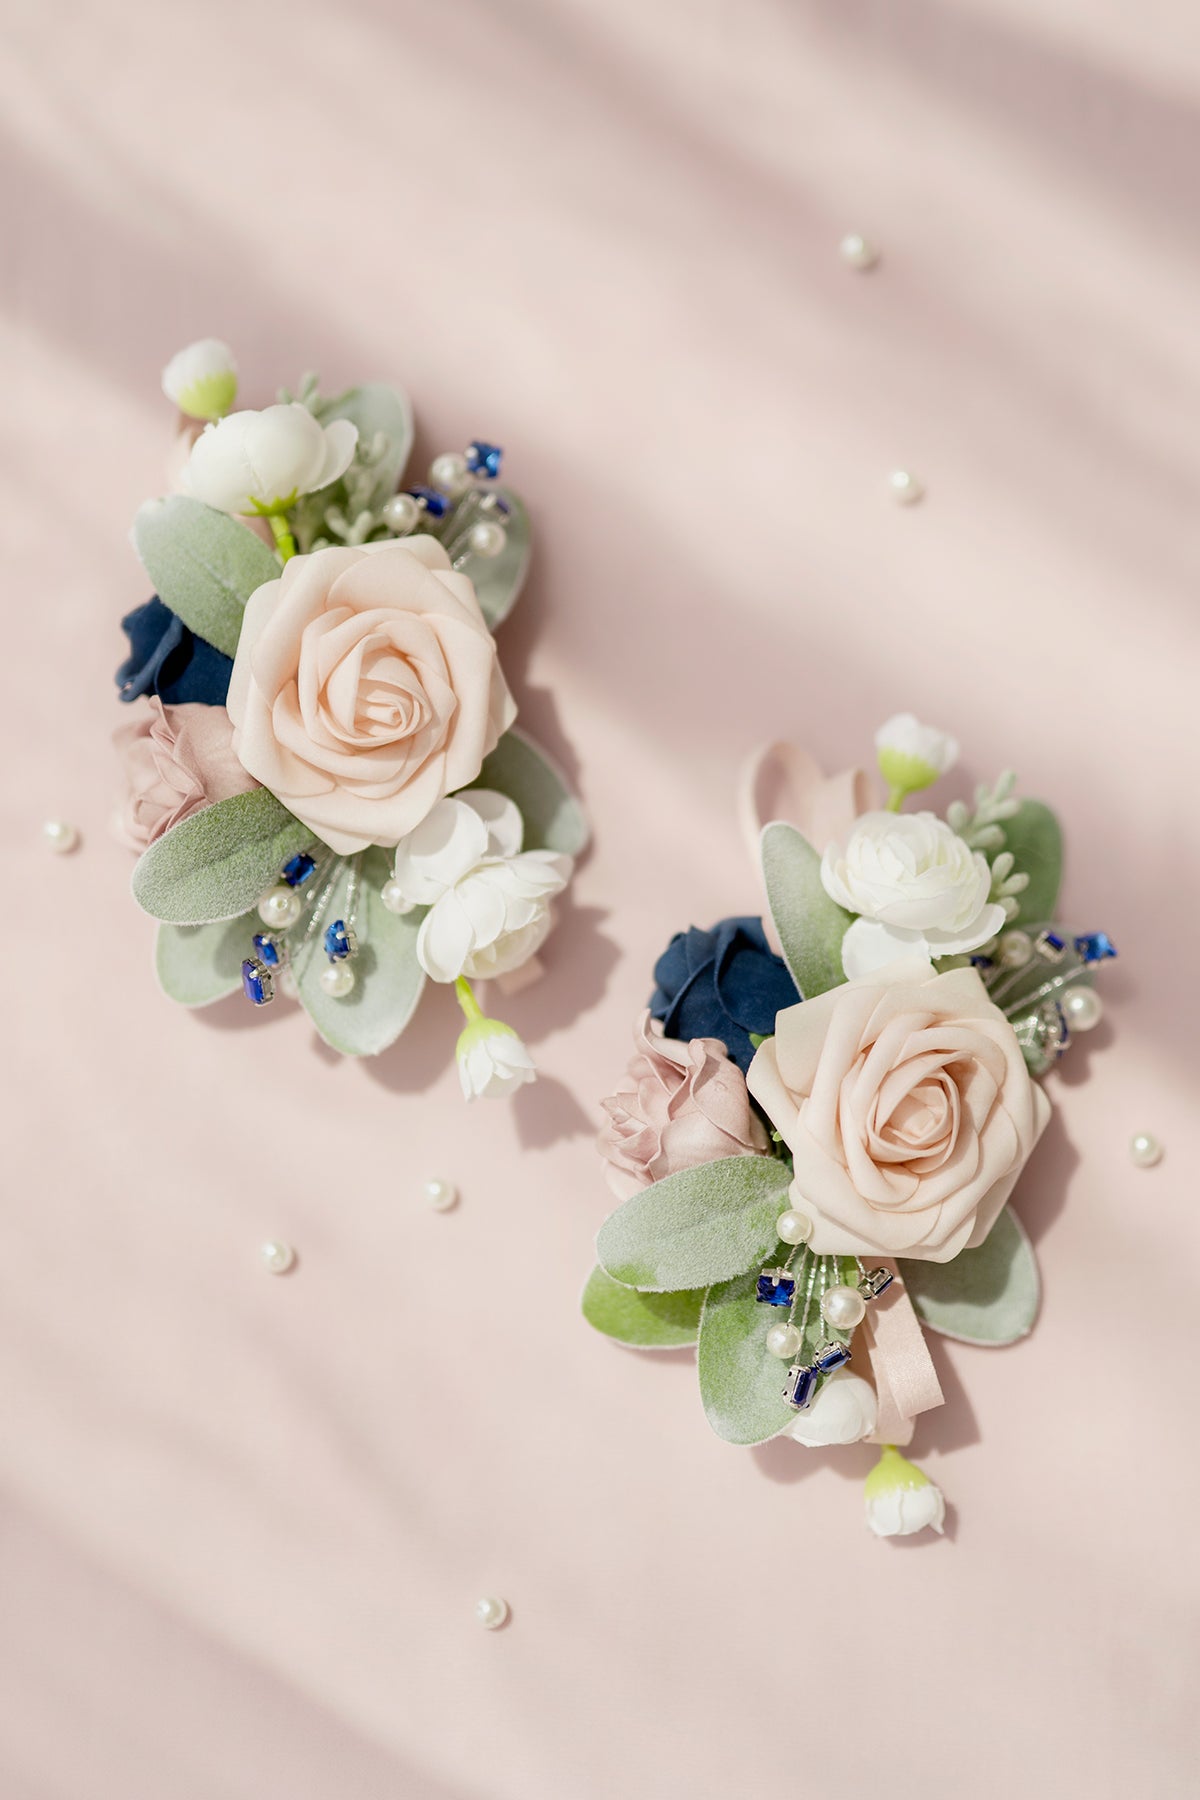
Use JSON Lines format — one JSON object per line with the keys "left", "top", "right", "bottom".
{"left": 407, "top": 485, "right": 449, "bottom": 518}
{"left": 813, "top": 1340, "right": 852, "bottom": 1374}
{"left": 241, "top": 958, "right": 274, "bottom": 1006}
{"left": 324, "top": 919, "right": 356, "bottom": 960}
{"left": 253, "top": 932, "right": 285, "bottom": 968}
{"left": 1075, "top": 931, "right": 1117, "bottom": 964}
{"left": 787, "top": 1364, "right": 819, "bottom": 1409}
{"left": 756, "top": 1271, "right": 796, "bottom": 1308}
{"left": 1035, "top": 929, "right": 1066, "bottom": 961}
{"left": 466, "top": 440, "right": 503, "bottom": 479}
{"left": 281, "top": 851, "right": 316, "bottom": 888}
{"left": 970, "top": 954, "right": 994, "bottom": 970}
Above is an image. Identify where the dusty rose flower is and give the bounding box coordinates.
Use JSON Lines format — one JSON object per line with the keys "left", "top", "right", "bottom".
{"left": 113, "top": 697, "right": 258, "bottom": 851}
{"left": 598, "top": 1012, "right": 771, "bottom": 1200}
{"left": 747, "top": 959, "right": 1050, "bottom": 1263}
{"left": 226, "top": 537, "right": 515, "bottom": 855}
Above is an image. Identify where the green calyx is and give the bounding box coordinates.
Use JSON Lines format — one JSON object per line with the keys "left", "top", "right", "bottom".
{"left": 878, "top": 746, "right": 941, "bottom": 809}
{"left": 177, "top": 371, "right": 237, "bottom": 421}
{"left": 864, "top": 1444, "right": 933, "bottom": 1498}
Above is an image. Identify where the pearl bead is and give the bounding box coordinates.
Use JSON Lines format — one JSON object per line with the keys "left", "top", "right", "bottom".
{"left": 380, "top": 877, "right": 415, "bottom": 915}
{"left": 888, "top": 469, "right": 924, "bottom": 506}
{"left": 475, "top": 1595, "right": 509, "bottom": 1630}
{"left": 776, "top": 1208, "right": 813, "bottom": 1246}
{"left": 821, "top": 1285, "right": 867, "bottom": 1330}
{"left": 429, "top": 452, "right": 471, "bottom": 497}
{"left": 998, "top": 929, "right": 1033, "bottom": 969}
{"left": 1063, "top": 986, "right": 1104, "bottom": 1032}
{"left": 468, "top": 520, "right": 506, "bottom": 559}
{"left": 319, "top": 961, "right": 356, "bottom": 999}
{"left": 840, "top": 232, "right": 879, "bottom": 270}
{"left": 1130, "top": 1132, "right": 1163, "bottom": 1169}
{"left": 766, "top": 1322, "right": 802, "bottom": 1360}
{"left": 42, "top": 819, "right": 78, "bottom": 854}
{"left": 261, "top": 1240, "right": 295, "bottom": 1275}
{"left": 424, "top": 1178, "right": 458, "bottom": 1212}
{"left": 381, "top": 493, "right": 420, "bottom": 535}
{"left": 257, "top": 885, "right": 302, "bottom": 930}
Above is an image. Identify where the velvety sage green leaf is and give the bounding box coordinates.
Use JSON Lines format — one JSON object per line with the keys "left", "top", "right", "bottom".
{"left": 1002, "top": 800, "right": 1063, "bottom": 929}
{"left": 581, "top": 1266, "right": 705, "bottom": 1349}
{"left": 899, "top": 1207, "right": 1040, "bottom": 1345}
{"left": 155, "top": 913, "right": 256, "bottom": 1006}
{"left": 760, "top": 821, "right": 854, "bottom": 999}
{"left": 474, "top": 729, "right": 589, "bottom": 856}
{"left": 132, "top": 789, "right": 314, "bottom": 926}
{"left": 472, "top": 489, "right": 531, "bottom": 630}
{"left": 314, "top": 382, "right": 414, "bottom": 511}
{"left": 698, "top": 1270, "right": 797, "bottom": 1445}
{"left": 131, "top": 495, "right": 281, "bottom": 658}
{"left": 294, "top": 848, "right": 426, "bottom": 1056}
{"left": 596, "top": 1155, "right": 791, "bottom": 1293}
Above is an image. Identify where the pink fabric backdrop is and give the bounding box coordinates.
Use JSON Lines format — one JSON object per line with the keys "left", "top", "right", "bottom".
{"left": 2, "top": 1, "right": 1196, "bottom": 1793}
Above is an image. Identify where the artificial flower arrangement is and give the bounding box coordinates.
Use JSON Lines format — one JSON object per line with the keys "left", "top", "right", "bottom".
{"left": 586, "top": 717, "right": 1114, "bottom": 1534}
{"left": 114, "top": 340, "right": 587, "bottom": 1097}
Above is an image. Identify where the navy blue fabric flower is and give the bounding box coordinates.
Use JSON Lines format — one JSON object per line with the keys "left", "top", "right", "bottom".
{"left": 116, "top": 597, "right": 234, "bottom": 707}
{"left": 650, "top": 916, "right": 800, "bottom": 1072}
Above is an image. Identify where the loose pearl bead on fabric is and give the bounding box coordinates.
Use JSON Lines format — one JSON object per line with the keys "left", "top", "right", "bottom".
{"left": 381, "top": 493, "right": 420, "bottom": 535}
{"left": 429, "top": 452, "right": 472, "bottom": 497}
{"left": 475, "top": 1596, "right": 509, "bottom": 1631}
{"left": 766, "top": 1322, "right": 802, "bottom": 1360}
{"left": 468, "top": 520, "right": 506, "bottom": 559}
{"left": 821, "top": 1285, "right": 867, "bottom": 1331}
{"left": 888, "top": 469, "right": 924, "bottom": 506}
{"left": 380, "top": 878, "right": 415, "bottom": 915}
{"left": 1130, "top": 1132, "right": 1163, "bottom": 1168}
{"left": 42, "top": 819, "right": 79, "bottom": 854}
{"left": 319, "top": 962, "right": 355, "bottom": 999}
{"left": 1063, "top": 987, "right": 1103, "bottom": 1032}
{"left": 258, "top": 885, "right": 302, "bottom": 930}
{"left": 776, "top": 1209, "right": 813, "bottom": 1246}
{"left": 840, "top": 232, "right": 879, "bottom": 270}
{"left": 261, "top": 1241, "right": 296, "bottom": 1275}
{"left": 424, "top": 1178, "right": 458, "bottom": 1212}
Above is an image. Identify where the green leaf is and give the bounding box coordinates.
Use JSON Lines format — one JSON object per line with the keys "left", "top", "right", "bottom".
{"left": 155, "top": 913, "right": 255, "bottom": 1006}
{"left": 313, "top": 382, "right": 414, "bottom": 513}
{"left": 131, "top": 495, "right": 281, "bottom": 658}
{"left": 293, "top": 848, "right": 426, "bottom": 1056}
{"left": 132, "top": 789, "right": 314, "bottom": 926}
{"left": 760, "top": 821, "right": 853, "bottom": 999}
{"left": 581, "top": 1266, "right": 705, "bottom": 1349}
{"left": 899, "top": 1206, "right": 1040, "bottom": 1345}
{"left": 474, "top": 729, "right": 589, "bottom": 857}
{"left": 472, "top": 489, "right": 531, "bottom": 630}
{"left": 596, "top": 1155, "right": 791, "bottom": 1292}
{"left": 698, "top": 1270, "right": 797, "bottom": 1445}
{"left": 1002, "top": 800, "right": 1063, "bottom": 929}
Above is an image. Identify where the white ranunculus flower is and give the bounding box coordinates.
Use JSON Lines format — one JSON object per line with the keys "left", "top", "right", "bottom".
{"left": 875, "top": 712, "right": 958, "bottom": 801}
{"left": 789, "top": 1368, "right": 878, "bottom": 1447}
{"left": 181, "top": 403, "right": 358, "bottom": 515}
{"left": 391, "top": 791, "right": 573, "bottom": 984}
{"left": 161, "top": 338, "right": 238, "bottom": 420}
{"left": 822, "top": 810, "right": 1006, "bottom": 978}
{"left": 456, "top": 1017, "right": 537, "bottom": 1100}
{"left": 863, "top": 1445, "right": 946, "bottom": 1538}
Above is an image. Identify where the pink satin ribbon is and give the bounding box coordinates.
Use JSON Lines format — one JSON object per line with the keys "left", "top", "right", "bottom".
{"left": 859, "top": 1262, "right": 944, "bottom": 1445}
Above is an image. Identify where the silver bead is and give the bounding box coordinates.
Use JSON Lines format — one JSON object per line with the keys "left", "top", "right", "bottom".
{"left": 261, "top": 1241, "right": 296, "bottom": 1275}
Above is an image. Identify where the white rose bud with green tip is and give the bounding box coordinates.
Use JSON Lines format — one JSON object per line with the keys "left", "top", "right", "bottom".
{"left": 789, "top": 1368, "right": 878, "bottom": 1447}
{"left": 875, "top": 712, "right": 959, "bottom": 807}
{"left": 182, "top": 402, "right": 358, "bottom": 517}
{"left": 864, "top": 1445, "right": 946, "bottom": 1537}
{"left": 161, "top": 338, "right": 239, "bottom": 421}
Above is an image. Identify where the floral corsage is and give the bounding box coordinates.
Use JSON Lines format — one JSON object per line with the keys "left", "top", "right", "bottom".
{"left": 114, "top": 340, "right": 587, "bottom": 1096}
{"left": 586, "top": 716, "right": 1113, "bottom": 1532}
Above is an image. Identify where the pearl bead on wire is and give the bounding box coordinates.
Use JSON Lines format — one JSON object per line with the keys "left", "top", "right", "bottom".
{"left": 258, "top": 885, "right": 302, "bottom": 930}
{"left": 380, "top": 878, "right": 415, "bottom": 915}
{"left": 381, "top": 493, "right": 420, "bottom": 535}
{"left": 766, "top": 1322, "right": 802, "bottom": 1360}
{"left": 429, "top": 452, "right": 472, "bottom": 497}
{"left": 1063, "top": 987, "right": 1103, "bottom": 1032}
{"left": 468, "top": 520, "right": 506, "bottom": 559}
{"left": 776, "top": 1209, "right": 813, "bottom": 1246}
{"left": 821, "top": 1285, "right": 867, "bottom": 1331}
{"left": 319, "top": 962, "right": 355, "bottom": 999}
{"left": 1130, "top": 1133, "right": 1163, "bottom": 1169}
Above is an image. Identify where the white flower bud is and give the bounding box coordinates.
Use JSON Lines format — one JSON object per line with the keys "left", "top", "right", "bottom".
{"left": 161, "top": 338, "right": 238, "bottom": 421}
{"left": 863, "top": 1445, "right": 946, "bottom": 1538}
{"left": 181, "top": 403, "right": 358, "bottom": 516}
{"left": 875, "top": 712, "right": 959, "bottom": 802}
{"left": 456, "top": 1017, "right": 537, "bottom": 1100}
{"left": 789, "top": 1368, "right": 877, "bottom": 1446}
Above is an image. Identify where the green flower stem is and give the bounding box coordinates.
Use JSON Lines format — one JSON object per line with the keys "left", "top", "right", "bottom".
{"left": 268, "top": 513, "right": 297, "bottom": 563}
{"left": 885, "top": 785, "right": 906, "bottom": 812}
{"left": 455, "top": 976, "right": 484, "bottom": 1023}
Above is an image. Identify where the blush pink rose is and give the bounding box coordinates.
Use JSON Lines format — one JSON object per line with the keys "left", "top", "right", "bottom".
{"left": 747, "top": 959, "right": 1051, "bottom": 1263}
{"left": 113, "top": 697, "right": 258, "bottom": 852}
{"left": 226, "top": 538, "right": 516, "bottom": 855}
{"left": 597, "top": 1012, "right": 771, "bottom": 1200}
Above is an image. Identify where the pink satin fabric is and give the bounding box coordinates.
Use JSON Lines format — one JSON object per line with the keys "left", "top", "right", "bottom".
{"left": 860, "top": 1262, "right": 945, "bottom": 1445}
